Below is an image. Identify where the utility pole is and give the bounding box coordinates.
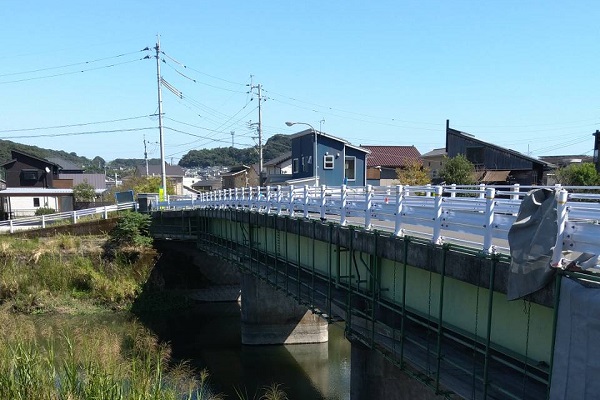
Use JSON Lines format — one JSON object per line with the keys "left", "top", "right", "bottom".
{"left": 249, "top": 81, "right": 263, "bottom": 182}
{"left": 155, "top": 35, "right": 167, "bottom": 199}
{"left": 143, "top": 135, "right": 149, "bottom": 176}
{"left": 231, "top": 131, "right": 235, "bottom": 147}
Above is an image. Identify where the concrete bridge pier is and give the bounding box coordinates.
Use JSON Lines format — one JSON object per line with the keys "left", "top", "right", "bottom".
{"left": 350, "top": 342, "right": 445, "bottom": 400}
{"left": 240, "top": 273, "right": 328, "bottom": 345}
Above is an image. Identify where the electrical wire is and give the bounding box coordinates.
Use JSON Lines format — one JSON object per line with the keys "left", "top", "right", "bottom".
{"left": 0, "top": 58, "right": 146, "bottom": 85}
{"left": 0, "top": 115, "right": 155, "bottom": 133}
{"left": 0, "top": 49, "right": 149, "bottom": 78}
{"left": 0, "top": 127, "right": 155, "bottom": 139}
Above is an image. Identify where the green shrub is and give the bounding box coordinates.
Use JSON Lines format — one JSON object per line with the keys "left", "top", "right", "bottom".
{"left": 109, "top": 212, "right": 152, "bottom": 247}
{"left": 35, "top": 207, "right": 55, "bottom": 216}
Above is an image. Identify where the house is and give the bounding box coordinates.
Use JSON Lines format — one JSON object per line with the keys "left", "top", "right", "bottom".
{"left": 0, "top": 150, "right": 75, "bottom": 218}
{"left": 446, "top": 121, "right": 554, "bottom": 185}
{"left": 361, "top": 145, "right": 421, "bottom": 186}
{"left": 421, "top": 148, "right": 447, "bottom": 183}
{"left": 192, "top": 179, "right": 222, "bottom": 192}
{"left": 221, "top": 165, "right": 260, "bottom": 190}
{"left": 135, "top": 162, "right": 185, "bottom": 195}
{"left": 288, "top": 129, "right": 369, "bottom": 187}
{"left": 46, "top": 157, "right": 84, "bottom": 174}
{"left": 538, "top": 155, "right": 593, "bottom": 168}
{"left": 264, "top": 151, "right": 292, "bottom": 185}
{"left": 47, "top": 157, "right": 106, "bottom": 193}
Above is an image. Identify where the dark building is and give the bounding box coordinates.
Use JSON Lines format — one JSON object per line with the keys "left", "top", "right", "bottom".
{"left": 446, "top": 121, "right": 554, "bottom": 185}
{"left": 0, "top": 150, "right": 61, "bottom": 188}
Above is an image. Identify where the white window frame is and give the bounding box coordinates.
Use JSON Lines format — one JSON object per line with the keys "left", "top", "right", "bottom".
{"left": 345, "top": 156, "right": 356, "bottom": 181}
{"left": 323, "top": 154, "right": 335, "bottom": 170}
{"left": 292, "top": 158, "right": 299, "bottom": 173}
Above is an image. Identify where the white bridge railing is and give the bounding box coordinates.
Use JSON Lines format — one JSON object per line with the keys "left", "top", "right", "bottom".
{"left": 158, "top": 184, "right": 600, "bottom": 271}
{"left": 0, "top": 202, "right": 137, "bottom": 234}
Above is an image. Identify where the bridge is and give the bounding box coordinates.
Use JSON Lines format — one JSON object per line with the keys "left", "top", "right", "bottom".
{"left": 150, "top": 184, "right": 600, "bottom": 400}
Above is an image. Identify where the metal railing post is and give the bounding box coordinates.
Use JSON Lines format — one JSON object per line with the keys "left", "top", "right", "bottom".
{"left": 551, "top": 189, "right": 569, "bottom": 267}
{"left": 432, "top": 185, "right": 443, "bottom": 244}
{"left": 511, "top": 183, "right": 520, "bottom": 200}
{"left": 103, "top": 206, "right": 108, "bottom": 219}
{"left": 340, "top": 184, "right": 348, "bottom": 226}
{"left": 303, "top": 185, "right": 309, "bottom": 219}
{"left": 450, "top": 183, "right": 456, "bottom": 198}
{"left": 365, "top": 184, "right": 373, "bottom": 230}
{"left": 276, "top": 185, "right": 283, "bottom": 216}
{"left": 289, "top": 185, "right": 295, "bottom": 217}
{"left": 42, "top": 215, "right": 46, "bottom": 229}
{"left": 479, "top": 183, "right": 486, "bottom": 199}
{"left": 72, "top": 211, "right": 77, "bottom": 224}
{"left": 425, "top": 183, "right": 432, "bottom": 197}
{"left": 394, "top": 185, "right": 404, "bottom": 236}
{"left": 483, "top": 187, "right": 496, "bottom": 253}
{"left": 265, "top": 186, "right": 271, "bottom": 214}
{"left": 320, "top": 185, "right": 327, "bottom": 220}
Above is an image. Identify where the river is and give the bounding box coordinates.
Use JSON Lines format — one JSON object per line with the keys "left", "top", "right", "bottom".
{"left": 137, "top": 302, "right": 351, "bottom": 400}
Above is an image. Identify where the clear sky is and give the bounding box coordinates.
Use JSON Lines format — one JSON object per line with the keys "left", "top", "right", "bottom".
{"left": 1, "top": 1, "right": 599, "bottom": 164}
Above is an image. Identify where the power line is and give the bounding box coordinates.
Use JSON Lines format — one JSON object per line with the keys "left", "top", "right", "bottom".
{"left": 0, "top": 49, "right": 148, "bottom": 78}
{"left": 0, "top": 115, "right": 154, "bottom": 133}
{"left": 0, "top": 127, "right": 155, "bottom": 139}
{"left": 161, "top": 51, "right": 246, "bottom": 87}
{"left": 0, "top": 58, "right": 146, "bottom": 85}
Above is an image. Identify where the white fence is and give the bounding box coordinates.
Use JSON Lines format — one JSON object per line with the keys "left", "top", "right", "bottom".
{"left": 158, "top": 184, "right": 600, "bottom": 271}
{"left": 0, "top": 202, "right": 137, "bottom": 233}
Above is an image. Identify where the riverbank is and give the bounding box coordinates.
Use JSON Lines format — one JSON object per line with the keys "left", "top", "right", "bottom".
{"left": 0, "top": 225, "right": 225, "bottom": 399}
{"left": 0, "top": 212, "right": 295, "bottom": 399}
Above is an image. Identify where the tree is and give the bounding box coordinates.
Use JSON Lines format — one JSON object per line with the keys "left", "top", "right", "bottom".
{"left": 439, "top": 155, "right": 476, "bottom": 185}
{"left": 73, "top": 181, "right": 96, "bottom": 202}
{"left": 395, "top": 160, "right": 431, "bottom": 186}
{"left": 555, "top": 163, "right": 600, "bottom": 186}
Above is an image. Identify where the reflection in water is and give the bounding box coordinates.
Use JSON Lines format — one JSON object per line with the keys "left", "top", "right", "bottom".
{"left": 137, "top": 302, "right": 351, "bottom": 400}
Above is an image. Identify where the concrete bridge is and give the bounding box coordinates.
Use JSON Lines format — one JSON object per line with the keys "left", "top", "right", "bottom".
{"left": 149, "top": 184, "right": 600, "bottom": 400}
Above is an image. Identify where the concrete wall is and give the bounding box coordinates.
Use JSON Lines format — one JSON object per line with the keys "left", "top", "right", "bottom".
{"left": 240, "top": 273, "right": 328, "bottom": 345}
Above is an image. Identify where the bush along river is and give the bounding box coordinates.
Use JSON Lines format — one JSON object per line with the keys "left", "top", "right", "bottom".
{"left": 0, "top": 213, "right": 350, "bottom": 399}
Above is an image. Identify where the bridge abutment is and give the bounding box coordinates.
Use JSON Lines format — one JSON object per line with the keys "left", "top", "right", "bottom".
{"left": 350, "top": 342, "right": 446, "bottom": 400}
{"left": 240, "top": 273, "right": 328, "bottom": 345}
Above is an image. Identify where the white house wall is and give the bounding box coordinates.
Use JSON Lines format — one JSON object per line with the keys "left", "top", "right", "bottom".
{"left": 8, "top": 196, "right": 60, "bottom": 217}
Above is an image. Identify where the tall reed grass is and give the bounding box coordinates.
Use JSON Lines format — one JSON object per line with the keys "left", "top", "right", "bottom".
{"left": 0, "top": 234, "right": 155, "bottom": 313}
{"left": 0, "top": 310, "right": 222, "bottom": 400}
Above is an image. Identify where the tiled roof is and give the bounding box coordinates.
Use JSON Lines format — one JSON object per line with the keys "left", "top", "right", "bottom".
{"left": 421, "top": 148, "right": 446, "bottom": 158}
{"left": 361, "top": 146, "right": 422, "bottom": 168}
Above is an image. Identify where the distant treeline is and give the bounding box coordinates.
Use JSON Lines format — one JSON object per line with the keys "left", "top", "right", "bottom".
{"left": 0, "top": 133, "right": 291, "bottom": 171}
{"left": 178, "top": 134, "right": 291, "bottom": 168}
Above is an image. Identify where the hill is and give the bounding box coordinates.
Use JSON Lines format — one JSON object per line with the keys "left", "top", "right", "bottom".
{"left": 0, "top": 133, "right": 292, "bottom": 172}
{"left": 0, "top": 139, "right": 104, "bottom": 171}
{"left": 178, "top": 134, "right": 292, "bottom": 168}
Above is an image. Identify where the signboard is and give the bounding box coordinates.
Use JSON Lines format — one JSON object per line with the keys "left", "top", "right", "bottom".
{"left": 115, "top": 190, "right": 134, "bottom": 204}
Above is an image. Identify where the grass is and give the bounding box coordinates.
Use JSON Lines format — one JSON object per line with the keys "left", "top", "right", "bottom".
{"left": 0, "top": 234, "right": 156, "bottom": 314}
{"left": 0, "top": 311, "right": 222, "bottom": 400}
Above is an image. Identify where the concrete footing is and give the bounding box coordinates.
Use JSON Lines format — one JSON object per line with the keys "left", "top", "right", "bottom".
{"left": 240, "top": 273, "right": 328, "bottom": 345}
{"left": 350, "top": 342, "right": 445, "bottom": 400}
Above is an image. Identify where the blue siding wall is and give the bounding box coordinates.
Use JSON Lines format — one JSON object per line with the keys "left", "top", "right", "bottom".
{"left": 346, "top": 147, "right": 366, "bottom": 186}
{"left": 291, "top": 132, "right": 367, "bottom": 186}
{"left": 317, "top": 136, "right": 345, "bottom": 186}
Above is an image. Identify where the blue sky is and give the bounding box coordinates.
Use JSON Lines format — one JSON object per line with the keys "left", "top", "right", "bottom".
{"left": 1, "top": 1, "right": 599, "bottom": 163}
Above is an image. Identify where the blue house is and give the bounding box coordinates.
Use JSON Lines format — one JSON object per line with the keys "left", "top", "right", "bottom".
{"left": 287, "top": 129, "right": 369, "bottom": 187}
